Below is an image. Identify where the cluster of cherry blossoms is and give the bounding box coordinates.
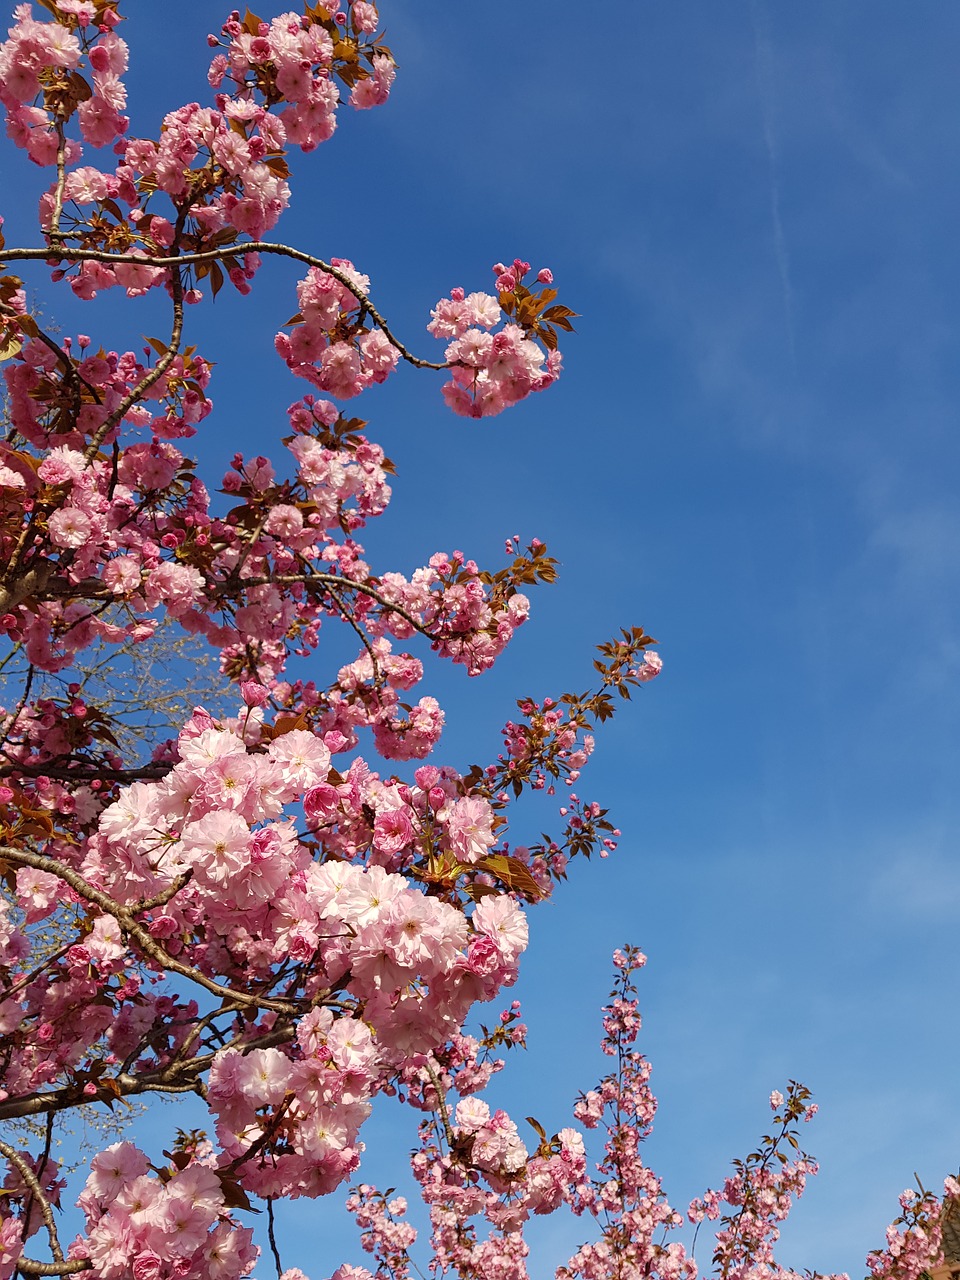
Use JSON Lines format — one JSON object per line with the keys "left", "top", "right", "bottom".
{"left": 426, "top": 264, "right": 564, "bottom": 419}
{"left": 0, "top": 0, "right": 568, "bottom": 418}
{"left": 335, "top": 948, "right": 890, "bottom": 1280}
{"left": 865, "top": 1178, "right": 960, "bottom": 1280}
{"left": 0, "top": 691, "right": 541, "bottom": 1278}
{"left": 0, "top": 0, "right": 616, "bottom": 1271}
{"left": 0, "top": 2, "right": 949, "bottom": 1280}
{"left": 74, "top": 1145, "right": 259, "bottom": 1280}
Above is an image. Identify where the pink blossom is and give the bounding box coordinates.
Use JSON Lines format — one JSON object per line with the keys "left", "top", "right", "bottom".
{"left": 444, "top": 795, "right": 495, "bottom": 864}
{"left": 472, "top": 895, "right": 528, "bottom": 965}
{"left": 47, "top": 507, "right": 93, "bottom": 548}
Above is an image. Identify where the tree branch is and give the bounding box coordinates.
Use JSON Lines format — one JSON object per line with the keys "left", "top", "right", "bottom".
{"left": 0, "top": 1024, "right": 296, "bottom": 1121}
{"left": 13, "top": 1259, "right": 90, "bottom": 1276}
{"left": 84, "top": 259, "right": 184, "bottom": 460}
{"left": 48, "top": 120, "right": 67, "bottom": 244}
{"left": 0, "top": 845, "right": 302, "bottom": 1016}
{"left": 0, "top": 758, "right": 172, "bottom": 783}
{"left": 0, "top": 241, "right": 448, "bottom": 371}
{"left": 0, "top": 1137, "right": 65, "bottom": 1264}
{"left": 0, "top": 568, "right": 446, "bottom": 646}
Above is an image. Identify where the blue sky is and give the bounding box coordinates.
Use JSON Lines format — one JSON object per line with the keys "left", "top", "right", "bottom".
{"left": 4, "top": 1, "right": 960, "bottom": 1276}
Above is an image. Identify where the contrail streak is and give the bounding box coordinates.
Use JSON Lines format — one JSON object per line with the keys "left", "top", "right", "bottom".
{"left": 750, "top": 0, "right": 796, "bottom": 369}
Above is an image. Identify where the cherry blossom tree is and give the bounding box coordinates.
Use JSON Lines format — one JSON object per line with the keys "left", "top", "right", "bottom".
{"left": 0, "top": 4, "right": 954, "bottom": 1279}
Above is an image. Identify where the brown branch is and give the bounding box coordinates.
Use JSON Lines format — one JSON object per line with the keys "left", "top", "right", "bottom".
{"left": 0, "top": 846, "right": 302, "bottom": 1016}
{"left": 0, "top": 1137, "right": 64, "bottom": 1264}
{"left": 0, "top": 241, "right": 448, "bottom": 371}
{"left": 48, "top": 120, "right": 68, "bottom": 243}
{"left": 0, "top": 1024, "right": 296, "bottom": 1121}
{"left": 0, "top": 546, "right": 54, "bottom": 610}
{"left": 0, "top": 758, "right": 171, "bottom": 783}
{"left": 1, "top": 568, "right": 444, "bottom": 645}
{"left": 13, "top": 1259, "right": 89, "bottom": 1276}
{"left": 84, "top": 260, "right": 184, "bottom": 461}
{"left": 222, "top": 1093, "right": 294, "bottom": 1176}
{"left": 137, "top": 870, "right": 192, "bottom": 912}
{"left": 423, "top": 1058, "right": 457, "bottom": 1151}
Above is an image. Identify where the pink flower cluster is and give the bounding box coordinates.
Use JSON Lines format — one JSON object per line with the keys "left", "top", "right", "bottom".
{"left": 428, "top": 266, "right": 563, "bottom": 418}
{"left": 72, "top": 1145, "right": 257, "bottom": 1280}
{"left": 0, "top": 8, "right": 676, "bottom": 1280}
{"left": 0, "top": 2, "right": 571, "bottom": 436}
{"left": 338, "top": 951, "right": 859, "bottom": 1280}
{"left": 208, "top": 5, "right": 392, "bottom": 149}
{"left": 0, "top": 4, "right": 126, "bottom": 163}
{"left": 866, "top": 1178, "right": 960, "bottom": 1280}
{"left": 275, "top": 261, "right": 400, "bottom": 398}
{"left": 0, "top": 341, "right": 537, "bottom": 760}
{"left": 0, "top": 697, "right": 533, "bottom": 1088}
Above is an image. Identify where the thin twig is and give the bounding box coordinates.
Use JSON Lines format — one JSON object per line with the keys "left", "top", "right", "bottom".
{"left": 20, "top": 1112, "right": 57, "bottom": 1255}
{"left": 0, "top": 241, "right": 449, "bottom": 371}
{"left": 48, "top": 120, "right": 67, "bottom": 243}
{"left": 0, "top": 1137, "right": 65, "bottom": 1263}
{"left": 0, "top": 662, "right": 35, "bottom": 753}
{"left": 323, "top": 583, "right": 383, "bottom": 686}
{"left": 266, "top": 1198, "right": 283, "bottom": 1280}
{"left": 422, "top": 1059, "right": 457, "bottom": 1150}
{"left": 3, "top": 937, "right": 78, "bottom": 1001}
{"left": 84, "top": 260, "right": 184, "bottom": 460}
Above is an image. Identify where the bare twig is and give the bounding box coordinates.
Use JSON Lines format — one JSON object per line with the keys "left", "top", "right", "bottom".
{"left": 48, "top": 120, "right": 67, "bottom": 243}
{"left": 0, "top": 1136, "right": 65, "bottom": 1263}
{"left": 267, "top": 1198, "right": 283, "bottom": 1280}
{"left": 323, "top": 583, "right": 383, "bottom": 686}
{"left": 0, "top": 241, "right": 448, "bottom": 371}
{"left": 85, "top": 260, "right": 184, "bottom": 460}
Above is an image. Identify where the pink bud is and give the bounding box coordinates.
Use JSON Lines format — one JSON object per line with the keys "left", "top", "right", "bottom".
{"left": 414, "top": 766, "right": 440, "bottom": 790}
{"left": 240, "top": 680, "right": 269, "bottom": 707}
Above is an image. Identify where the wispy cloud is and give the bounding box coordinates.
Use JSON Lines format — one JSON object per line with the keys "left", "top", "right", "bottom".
{"left": 750, "top": 0, "right": 796, "bottom": 370}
